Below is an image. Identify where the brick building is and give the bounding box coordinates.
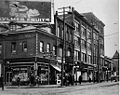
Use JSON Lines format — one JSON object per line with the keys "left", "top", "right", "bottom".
{"left": 0, "top": 24, "right": 60, "bottom": 85}
{"left": 62, "top": 8, "right": 105, "bottom": 82}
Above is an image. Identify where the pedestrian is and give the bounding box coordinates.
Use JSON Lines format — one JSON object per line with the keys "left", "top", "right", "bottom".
{"left": 93, "top": 76, "right": 96, "bottom": 83}
{"left": 89, "top": 77, "right": 91, "bottom": 83}
{"left": 0, "top": 74, "right": 4, "bottom": 91}
{"left": 36, "top": 76, "right": 40, "bottom": 87}
{"left": 78, "top": 75, "right": 82, "bottom": 84}
{"left": 30, "top": 74, "right": 35, "bottom": 86}
{"left": 17, "top": 76, "right": 20, "bottom": 87}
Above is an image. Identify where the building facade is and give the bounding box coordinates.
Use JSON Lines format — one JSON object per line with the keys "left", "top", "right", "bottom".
{"left": 112, "top": 50, "right": 119, "bottom": 77}
{"left": 64, "top": 9, "right": 105, "bottom": 82}
{"left": 0, "top": 24, "right": 62, "bottom": 85}
{"left": 104, "top": 56, "right": 114, "bottom": 81}
{"left": 0, "top": 6, "right": 105, "bottom": 85}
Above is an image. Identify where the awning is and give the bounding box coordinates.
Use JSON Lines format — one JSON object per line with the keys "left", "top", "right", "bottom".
{"left": 50, "top": 64, "right": 61, "bottom": 72}
{"left": 76, "top": 61, "right": 96, "bottom": 68}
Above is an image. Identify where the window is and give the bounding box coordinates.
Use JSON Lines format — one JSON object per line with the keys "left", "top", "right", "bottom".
{"left": 74, "top": 20, "right": 79, "bottom": 32}
{"left": 57, "top": 26, "right": 60, "bottom": 37}
{"left": 81, "top": 52, "right": 84, "bottom": 61}
{"left": 87, "top": 30, "right": 91, "bottom": 40}
{"left": 69, "top": 32, "right": 72, "bottom": 41}
{"left": 81, "top": 25, "right": 86, "bottom": 38}
{"left": 40, "top": 41, "right": 44, "bottom": 52}
{"left": 88, "top": 55, "right": 91, "bottom": 64}
{"left": 74, "top": 50, "right": 79, "bottom": 61}
{"left": 58, "top": 47, "right": 62, "bottom": 57}
{"left": 47, "top": 43, "right": 50, "bottom": 52}
{"left": 0, "top": 43, "right": 2, "bottom": 54}
{"left": 53, "top": 46, "right": 56, "bottom": 55}
{"left": 74, "top": 36, "right": 79, "bottom": 47}
{"left": 22, "top": 41, "right": 27, "bottom": 52}
{"left": 87, "top": 43, "right": 91, "bottom": 50}
{"left": 11, "top": 42, "right": 16, "bottom": 53}
{"left": 81, "top": 39, "right": 86, "bottom": 48}
{"left": 81, "top": 52, "right": 87, "bottom": 62}
{"left": 66, "top": 31, "right": 69, "bottom": 41}
{"left": 67, "top": 50, "right": 71, "bottom": 57}
{"left": 10, "top": 25, "right": 16, "bottom": 31}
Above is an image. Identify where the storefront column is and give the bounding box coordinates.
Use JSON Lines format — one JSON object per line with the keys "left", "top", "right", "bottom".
{"left": 48, "top": 63, "right": 50, "bottom": 85}
{"left": 34, "top": 62, "right": 38, "bottom": 76}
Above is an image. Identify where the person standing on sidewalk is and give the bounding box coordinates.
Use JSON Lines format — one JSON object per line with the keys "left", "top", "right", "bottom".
{"left": 79, "top": 75, "right": 82, "bottom": 85}
{"left": 0, "top": 74, "right": 4, "bottom": 91}
{"left": 17, "top": 76, "right": 20, "bottom": 87}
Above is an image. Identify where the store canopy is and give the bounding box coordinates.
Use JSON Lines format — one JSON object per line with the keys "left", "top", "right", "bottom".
{"left": 50, "top": 64, "right": 61, "bottom": 72}
{"left": 76, "top": 61, "right": 96, "bottom": 68}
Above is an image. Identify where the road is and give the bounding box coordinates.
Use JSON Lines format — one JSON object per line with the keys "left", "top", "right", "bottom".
{"left": 0, "top": 82, "right": 119, "bottom": 95}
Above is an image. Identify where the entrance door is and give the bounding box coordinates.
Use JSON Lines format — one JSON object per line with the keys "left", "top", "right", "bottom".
{"left": 6, "top": 72, "right": 12, "bottom": 84}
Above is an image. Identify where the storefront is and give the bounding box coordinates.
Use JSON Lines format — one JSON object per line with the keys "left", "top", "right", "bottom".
{"left": 5, "top": 57, "right": 61, "bottom": 85}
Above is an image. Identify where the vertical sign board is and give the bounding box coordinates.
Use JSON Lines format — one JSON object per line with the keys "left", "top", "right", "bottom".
{"left": 0, "top": 0, "right": 54, "bottom": 23}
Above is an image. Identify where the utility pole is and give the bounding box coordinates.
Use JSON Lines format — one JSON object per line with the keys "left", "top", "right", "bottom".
{"left": 97, "top": 33, "right": 100, "bottom": 83}
{"left": 58, "top": 6, "right": 72, "bottom": 86}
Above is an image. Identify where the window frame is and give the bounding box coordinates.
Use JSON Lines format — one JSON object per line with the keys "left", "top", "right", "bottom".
{"left": 40, "top": 41, "right": 44, "bottom": 53}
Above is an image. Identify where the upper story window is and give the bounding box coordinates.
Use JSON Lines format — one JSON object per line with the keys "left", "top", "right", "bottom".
{"left": 81, "top": 39, "right": 86, "bottom": 48}
{"left": 0, "top": 43, "right": 2, "bottom": 54}
{"left": 81, "top": 25, "right": 86, "bottom": 38}
{"left": 87, "top": 29, "right": 91, "bottom": 39}
{"left": 66, "top": 50, "right": 71, "bottom": 57}
{"left": 22, "top": 41, "right": 27, "bottom": 52}
{"left": 74, "top": 36, "right": 79, "bottom": 46}
{"left": 11, "top": 42, "right": 16, "bottom": 54}
{"left": 47, "top": 43, "right": 50, "bottom": 52}
{"left": 74, "top": 20, "right": 79, "bottom": 32}
{"left": 58, "top": 47, "right": 62, "bottom": 57}
{"left": 69, "top": 31, "right": 72, "bottom": 41}
{"left": 66, "top": 31, "right": 69, "bottom": 41}
{"left": 74, "top": 50, "right": 79, "bottom": 61}
{"left": 53, "top": 46, "right": 56, "bottom": 55}
{"left": 40, "top": 41, "right": 44, "bottom": 52}
{"left": 10, "top": 25, "right": 16, "bottom": 31}
{"left": 57, "top": 26, "right": 60, "bottom": 37}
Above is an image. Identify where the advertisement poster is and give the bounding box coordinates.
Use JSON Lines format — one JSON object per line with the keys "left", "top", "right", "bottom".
{"left": 0, "top": 0, "right": 53, "bottom": 23}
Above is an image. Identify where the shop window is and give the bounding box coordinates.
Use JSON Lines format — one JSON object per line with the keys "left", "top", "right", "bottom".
{"left": 11, "top": 42, "right": 16, "bottom": 54}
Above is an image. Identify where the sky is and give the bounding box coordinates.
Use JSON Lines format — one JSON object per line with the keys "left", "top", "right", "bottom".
{"left": 54, "top": 0, "right": 119, "bottom": 58}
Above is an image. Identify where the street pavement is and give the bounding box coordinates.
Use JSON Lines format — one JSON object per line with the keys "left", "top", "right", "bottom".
{"left": 0, "top": 81, "right": 119, "bottom": 95}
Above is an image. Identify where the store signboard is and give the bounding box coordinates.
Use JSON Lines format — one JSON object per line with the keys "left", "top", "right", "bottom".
{"left": 0, "top": 0, "right": 53, "bottom": 23}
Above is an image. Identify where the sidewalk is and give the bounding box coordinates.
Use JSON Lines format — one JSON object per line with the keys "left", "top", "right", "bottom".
{"left": 5, "top": 81, "right": 114, "bottom": 89}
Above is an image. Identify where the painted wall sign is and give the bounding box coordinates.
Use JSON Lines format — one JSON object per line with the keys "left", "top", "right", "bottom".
{"left": 0, "top": 0, "right": 53, "bottom": 23}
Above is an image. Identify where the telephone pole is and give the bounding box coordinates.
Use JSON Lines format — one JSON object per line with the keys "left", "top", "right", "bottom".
{"left": 57, "top": 6, "right": 72, "bottom": 86}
